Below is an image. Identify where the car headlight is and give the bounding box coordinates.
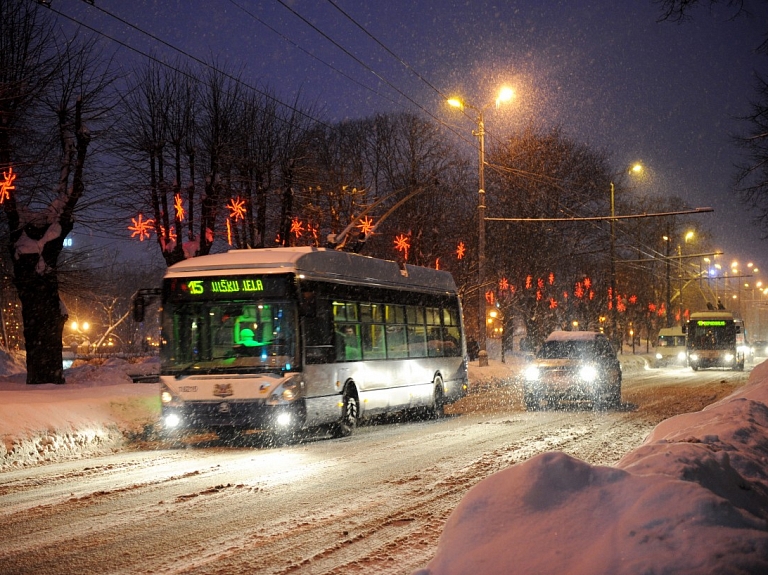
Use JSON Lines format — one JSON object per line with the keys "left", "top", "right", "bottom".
{"left": 524, "top": 365, "right": 540, "bottom": 381}
{"left": 690, "top": 353, "right": 698, "bottom": 361}
{"left": 579, "top": 365, "right": 598, "bottom": 382}
{"left": 655, "top": 352, "right": 663, "bottom": 360}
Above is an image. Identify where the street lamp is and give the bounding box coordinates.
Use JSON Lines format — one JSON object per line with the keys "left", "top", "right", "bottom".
{"left": 609, "top": 163, "right": 643, "bottom": 347}
{"left": 448, "top": 86, "right": 514, "bottom": 367}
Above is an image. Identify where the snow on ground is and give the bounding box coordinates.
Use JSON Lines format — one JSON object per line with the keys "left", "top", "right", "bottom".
{"left": 3, "top": 349, "right": 767, "bottom": 573}
{"left": 416, "top": 359, "right": 768, "bottom": 575}
{"left": 0, "top": 352, "right": 160, "bottom": 470}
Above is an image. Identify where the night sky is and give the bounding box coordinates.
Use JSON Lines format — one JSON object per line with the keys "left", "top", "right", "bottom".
{"left": 51, "top": 0, "right": 768, "bottom": 272}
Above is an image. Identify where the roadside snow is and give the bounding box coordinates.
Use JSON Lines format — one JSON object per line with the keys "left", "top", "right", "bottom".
{"left": 416, "top": 360, "right": 768, "bottom": 575}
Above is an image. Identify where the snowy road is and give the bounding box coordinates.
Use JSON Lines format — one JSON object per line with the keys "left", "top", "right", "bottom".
{"left": 0, "top": 366, "right": 751, "bottom": 575}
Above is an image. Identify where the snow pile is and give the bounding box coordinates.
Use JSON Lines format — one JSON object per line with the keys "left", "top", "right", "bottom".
{"left": 416, "top": 362, "right": 768, "bottom": 575}
{"left": 0, "top": 356, "right": 160, "bottom": 471}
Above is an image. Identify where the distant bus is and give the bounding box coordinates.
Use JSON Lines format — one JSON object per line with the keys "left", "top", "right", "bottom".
{"left": 684, "top": 311, "right": 745, "bottom": 371}
{"left": 133, "top": 247, "right": 468, "bottom": 440}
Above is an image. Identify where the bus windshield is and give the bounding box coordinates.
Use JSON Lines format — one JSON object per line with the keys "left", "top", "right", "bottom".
{"left": 687, "top": 322, "right": 735, "bottom": 350}
{"left": 160, "top": 299, "right": 297, "bottom": 374}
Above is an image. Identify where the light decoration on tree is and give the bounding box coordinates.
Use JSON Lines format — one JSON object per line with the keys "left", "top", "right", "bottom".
{"left": 499, "top": 277, "right": 509, "bottom": 291}
{"left": 583, "top": 277, "right": 591, "bottom": 290}
{"left": 485, "top": 290, "right": 495, "bottom": 304}
{"left": 394, "top": 233, "right": 410, "bottom": 260}
{"left": 607, "top": 287, "right": 614, "bottom": 310}
{"left": 290, "top": 217, "right": 304, "bottom": 238}
{"left": 358, "top": 216, "right": 374, "bottom": 236}
{"left": 227, "top": 197, "right": 246, "bottom": 221}
{"left": 658, "top": 303, "right": 666, "bottom": 317}
{"left": 629, "top": 295, "right": 638, "bottom": 305}
{"left": 435, "top": 258, "right": 440, "bottom": 270}
{"left": 174, "top": 193, "right": 185, "bottom": 221}
{"left": 648, "top": 303, "right": 657, "bottom": 313}
{"left": 456, "top": 241, "right": 466, "bottom": 260}
{"left": 128, "top": 214, "right": 154, "bottom": 241}
{"left": 574, "top": 282, "right": 585, "bottom": 299}
{"left": 226, "top": 218, "right": 233, "bottom": 246}
{"left": 159, "top": 225, "right": 176, "bottom": 242}
{"left": 549, "top": 298, "right": 557, "bottom": 309}
{"left": 0, "top": 167, "right": 16, "bottom": 203}
{"left": 548, "top": 272, "right": 555, "bottom": 285}
{"left": 525, "top": 275, "right": 533, "bottom": 289}
{"left": 537, "top": 278, "right": 544, "bottom": 289}
{"left": 307, "top": 222, "right": 319, "bottom": 242}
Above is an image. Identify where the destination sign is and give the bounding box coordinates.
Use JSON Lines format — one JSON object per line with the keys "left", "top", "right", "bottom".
{"left": 696, "top": 320, "right": 726, "bottom": 326}
{"left": 166, "top": 275, "right": 291, "bottom": 300}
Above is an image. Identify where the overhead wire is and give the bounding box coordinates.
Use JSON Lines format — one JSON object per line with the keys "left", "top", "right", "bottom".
{"left": 42, "top": 0, "right": 332, "bottom": 129}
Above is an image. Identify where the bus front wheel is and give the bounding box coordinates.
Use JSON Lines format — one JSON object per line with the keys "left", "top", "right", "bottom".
{"left": 332, "top": 385, "right": 359, "bottom": 438}
{"left": 431, "top": 377, "right": 445, "bottom": 419}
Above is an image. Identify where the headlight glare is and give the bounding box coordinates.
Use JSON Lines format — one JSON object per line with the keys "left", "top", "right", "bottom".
{"left": 579, "top": 365, "right": 598, "bottom": 382}
{"left": 524, "top": 365, "right": 540, "bottom": 381}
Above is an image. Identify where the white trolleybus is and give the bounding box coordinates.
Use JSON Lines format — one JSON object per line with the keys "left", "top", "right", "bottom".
{"left": 134, "top": 247, "right": 469, "bottom": 440}
{"left": 684, "top": 310, "right": 746, "bottom": 371}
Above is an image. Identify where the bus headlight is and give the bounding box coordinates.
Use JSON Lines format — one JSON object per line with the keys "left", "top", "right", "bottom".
{"left": 579, "top": 365, "right": 598, "bottom": 382}
{"left": 677, "top": 351, "right": 687, "bottom": 361}
{"left": 164, "top": 413, "right": 181, "bottom": 428}
{"left": 524, "top": 365, "right": 540, "bottom": 381}
{"left": 161, "top": 391, "right": 174, "bottom": 404}
{"left": 725, "top": 353, "right": 734, "bottom": 363}
{"left": 655, "top": 352, "right": 663, "bottom": 360}
{"left": 267, "top": 376, "right": 304, "bottom": 405}
{"left": 276, "top": 412, "right": 292, "bottom": 427}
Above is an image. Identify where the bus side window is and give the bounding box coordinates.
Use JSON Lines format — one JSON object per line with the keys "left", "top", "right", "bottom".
{"left": 335, "top": 324, "right": 361, "bottom": 361}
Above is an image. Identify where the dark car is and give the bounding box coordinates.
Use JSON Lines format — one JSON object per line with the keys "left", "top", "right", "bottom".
{"left": 523, "top": 330, "right": 622, "bottom": 410}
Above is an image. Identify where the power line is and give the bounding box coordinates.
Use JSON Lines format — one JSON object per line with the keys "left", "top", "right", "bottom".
{"left": 43, "top": 0, "right": 330, "bottom": 129}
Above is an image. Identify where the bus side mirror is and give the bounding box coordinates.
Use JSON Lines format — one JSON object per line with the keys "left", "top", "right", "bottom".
{"left": 132, "top": 295, "right": 146, "bottom": 322}
{"left": 300, "top": 291, "right": 317, "bottom": 318}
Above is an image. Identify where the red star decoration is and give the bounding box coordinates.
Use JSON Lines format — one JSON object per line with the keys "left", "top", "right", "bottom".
{"left": 128, "top": 214, "right": 154, "bottom": 241}
{"left": 227, "top": 197, "right": 246, "bottom": 221}
{"left": 358, "top": 216, "right": 374, "bottom": 236}
{"left": 174, "top": 193, "right": 185, "bottom": 221}
{"left": 394, "top": 234, "right": 410, "bottom": 260}
{"left": 0, "top": 167, "right": 16, "bottom": 204}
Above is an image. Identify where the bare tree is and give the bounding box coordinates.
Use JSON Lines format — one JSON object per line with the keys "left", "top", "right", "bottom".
{"left": 0, "top": 1, "right": 115, "bottom": 384}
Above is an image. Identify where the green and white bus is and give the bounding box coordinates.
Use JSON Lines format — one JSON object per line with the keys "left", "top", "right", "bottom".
{"left": 134, "top": 247, "right": 469, "bottom": 440}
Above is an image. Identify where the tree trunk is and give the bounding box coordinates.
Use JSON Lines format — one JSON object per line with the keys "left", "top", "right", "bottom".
{"left": 14, "top": 252, "right": 66, "bottom": 384}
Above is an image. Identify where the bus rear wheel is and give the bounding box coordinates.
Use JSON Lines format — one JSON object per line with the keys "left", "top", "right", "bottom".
{"left": 331, "top": 385, "right": 359, "bottom": 438}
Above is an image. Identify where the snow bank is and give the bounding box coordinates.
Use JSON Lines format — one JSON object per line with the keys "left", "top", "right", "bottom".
{"left": 416, "top": 363, "right": 768, "bottom": 575}
{"left": 0, "top": 357, "right": 160, "bottom": 471}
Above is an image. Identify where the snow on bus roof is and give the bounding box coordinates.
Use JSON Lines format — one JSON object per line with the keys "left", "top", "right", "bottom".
{"left": 545, "top": 330, "right": 606, "bottom": 342}
{"left": 164, "top": 247, "right": 458, "bottom": 293}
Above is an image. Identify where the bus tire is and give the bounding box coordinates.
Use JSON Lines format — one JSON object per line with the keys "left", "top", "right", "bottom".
{"left": 331, "top": 384, "right": 359, "bottom": 438}
{"left": 431, "top": 377, "right": 445, "bottom": 419}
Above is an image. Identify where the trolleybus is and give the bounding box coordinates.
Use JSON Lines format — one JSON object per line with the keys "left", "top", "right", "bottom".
{"left": 684, "top": 311, "right": 745, "bottom": 371}
{"left": 133, "top": 247, "right": 469, "bottom": 440}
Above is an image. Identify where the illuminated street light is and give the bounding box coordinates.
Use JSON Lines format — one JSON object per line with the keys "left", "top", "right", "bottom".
{"left": 610, "top": 162, "right": 643, "bottom": 346}
{"left": 448, "top": 86, "right": 514, "bottom": 367}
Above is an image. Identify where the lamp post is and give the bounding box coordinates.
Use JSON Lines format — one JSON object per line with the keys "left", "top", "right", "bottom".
{"left": 448, "top": 87, "right": 514, "bottom": 367}
{"left": 609, "top": 163, "right": 643, "bottom": 348}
